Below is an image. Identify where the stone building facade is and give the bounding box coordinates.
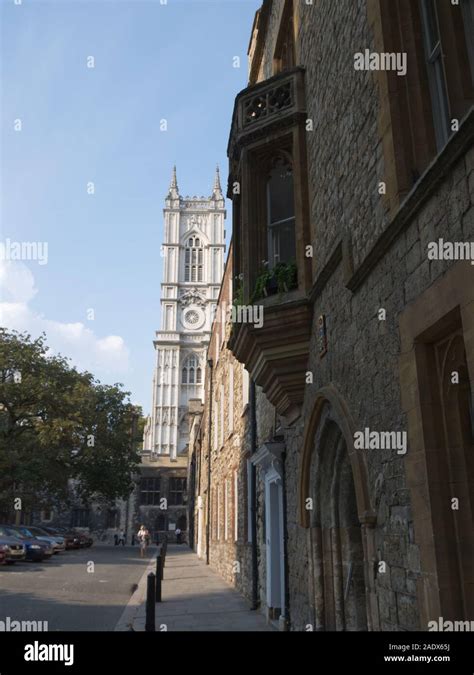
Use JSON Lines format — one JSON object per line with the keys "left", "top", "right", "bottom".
{"left": 188, "top": 246, "right": 256, "bottom": 601}
{"left": 124, "top": 451, "right": 188, "bottom": 543}
{"left": 191, "top": 0, "right": 474, "bottom": 631}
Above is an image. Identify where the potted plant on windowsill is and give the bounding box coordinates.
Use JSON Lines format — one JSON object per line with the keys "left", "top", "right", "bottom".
{"left": 273, "top": 260, "right": 297, "bottom": 295}
{"left": 251, "top": 261, "right": 273, "bottom": 302}
{"left": 251, "top": 260, "right": 298, "bottom": 303}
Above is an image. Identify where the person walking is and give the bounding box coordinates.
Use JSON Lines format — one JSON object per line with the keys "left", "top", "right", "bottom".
{"left": 119, "top": 530, "right": 126, "bottom": 546}
{"left": 137, "top": 525, "right": 149, "bottom": 558}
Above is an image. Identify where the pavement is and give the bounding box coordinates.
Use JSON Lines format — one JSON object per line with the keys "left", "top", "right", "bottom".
{"left": 0, "top": 544, "right": 152, "bottom": 631}
{"left": 127, "top": 545, "right": 275, "bottom": 632}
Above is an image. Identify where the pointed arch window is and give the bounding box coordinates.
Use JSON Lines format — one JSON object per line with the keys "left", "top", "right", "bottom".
{"left": 181, "top": 354, "right": 201, "bottom": 385}
{"left": 185, "top": 236, "right": 204, "bottom": 282}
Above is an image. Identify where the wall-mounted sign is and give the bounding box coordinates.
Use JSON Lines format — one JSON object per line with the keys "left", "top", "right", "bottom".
{"left": 318, "top": 315, "right": 328, "bottom": 358}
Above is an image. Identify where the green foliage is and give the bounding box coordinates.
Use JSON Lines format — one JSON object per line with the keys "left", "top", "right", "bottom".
{"left": 251, "top": 260, "right": 298, "bottom": 303}
{"left": 233, "top": 282, "right": 244, "bottom": 309}
{"left": 273, "top": 260, "right": 298, "bottom": 294}
{"left": 0, "top": 329, "right": 141, "bottom": 515}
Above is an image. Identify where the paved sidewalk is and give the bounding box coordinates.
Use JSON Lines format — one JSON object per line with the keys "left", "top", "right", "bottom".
{"left": 132, "top": 545, "right": 275, "bottom": 632}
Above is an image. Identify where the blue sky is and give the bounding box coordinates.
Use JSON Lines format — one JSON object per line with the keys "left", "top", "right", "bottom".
{"left": 0, "top": 0, "right": 260, "bottom": 413}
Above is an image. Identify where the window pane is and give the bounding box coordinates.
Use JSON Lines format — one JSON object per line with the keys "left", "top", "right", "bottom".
{"left": 268, "top": 161, "right": 295, "bottom": 225}
{"left": 269, "top": 218, "right": 296, "bottom": 266}
{"left": 420, "top": 0, "right": 451, "bottom": 150}
{"left": 140, "top": 477, "right": 160, "bottom": 506}
{"left": 421, "top": 0, "right": 440, "bottom": 54}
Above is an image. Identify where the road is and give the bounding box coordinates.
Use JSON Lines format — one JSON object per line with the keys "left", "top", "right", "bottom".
{"left": 0, "top": 545, "right": 153, "bottom": 631}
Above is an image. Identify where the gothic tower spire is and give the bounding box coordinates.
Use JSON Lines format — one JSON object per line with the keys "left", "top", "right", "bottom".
{"left": 212, "top": 165, "right": 223, "bottom": 199}
{"left": 168, "top": 165, "right": 179, "bottom": 197}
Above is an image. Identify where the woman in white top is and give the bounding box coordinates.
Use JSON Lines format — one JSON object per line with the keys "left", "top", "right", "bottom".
{"left": 137, "top": 525, "right": 148, "bottom": 558}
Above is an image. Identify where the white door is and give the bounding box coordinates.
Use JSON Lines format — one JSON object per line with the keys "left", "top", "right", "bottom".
{"left": 196, "top": 496, "right": 204, "bottom": 559}
{"left": 266, "top": 476, "right": 285, "bottom": 616}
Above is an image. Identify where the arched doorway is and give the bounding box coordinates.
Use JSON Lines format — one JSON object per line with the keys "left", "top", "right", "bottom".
{"left": 309, "top": 407, "right": 366, "bottom": 630}
{"left": 299, "top": 387, "right": 377, "bottom": 631}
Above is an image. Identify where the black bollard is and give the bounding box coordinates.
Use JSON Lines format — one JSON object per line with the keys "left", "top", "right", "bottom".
{"left": 145, "top": 573, "right": 156, "bottom": 632}
{"left": 155, "top": 554, "right": 162, "bottom": 602}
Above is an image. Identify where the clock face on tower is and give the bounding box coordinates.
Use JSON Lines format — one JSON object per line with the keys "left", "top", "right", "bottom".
{"left": 181, "top": 306, "right": 205, "bottom": 330}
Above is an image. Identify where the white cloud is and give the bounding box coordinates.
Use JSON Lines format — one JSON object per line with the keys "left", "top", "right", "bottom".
{"left": 0, "top": 259, "right": 38, "bottom": 304}
{"left": 0, "top": 261, "right": 130, "bottom": 378}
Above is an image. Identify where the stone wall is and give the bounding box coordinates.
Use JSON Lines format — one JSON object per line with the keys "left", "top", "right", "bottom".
{"left": 191, "top": 248, "right": 257, "bottom": 604}
{"left": 242, "top": 0, "right": 474, "bottom": 631}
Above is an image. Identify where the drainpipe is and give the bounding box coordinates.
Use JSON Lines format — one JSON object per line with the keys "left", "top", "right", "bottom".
{"left": 250, "top": 379, "right": 259, "bottom": 610}
{"left": 205, "top": 358, "right": 214, "bottom": 565}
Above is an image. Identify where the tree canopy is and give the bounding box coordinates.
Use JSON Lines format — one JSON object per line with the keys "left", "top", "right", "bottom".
{"left": 0, "top": 328, "right": 141, "bottom": 515}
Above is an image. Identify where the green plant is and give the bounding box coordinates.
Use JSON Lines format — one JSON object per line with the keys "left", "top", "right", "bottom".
{"left": 251, "top": 260, "right": 298, "bottom": 302}
{"left": 251, "top": 269, "right": 273, "bottom": 303}
{"left": 233, "top": 283, "right": 244, "bottom": 308}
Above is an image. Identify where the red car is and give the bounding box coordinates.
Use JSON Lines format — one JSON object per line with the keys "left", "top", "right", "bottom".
{"left": 73, "top": 530, "right": 93, "bottom": 548}
{"left": 42, "top": 527, "right": 80, "bottom": 549}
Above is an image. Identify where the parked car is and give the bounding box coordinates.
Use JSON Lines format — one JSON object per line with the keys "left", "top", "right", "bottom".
{"left": 12, "top": 525, "right": 62, "bottom": 554}
{"left": 42, "top": 527, "right": 80, "bottom": 550}
{"left": 25, "top": 525, "right": 66, "bottom": 553}
{"left": 0, "top": 526, "right": 51, "bottom": 561}
{"left": 73, "top": 530, "right": 93, "bottom": 548}
{"left": 0, "top": 543, "right": 8, "bottom": 565}
{"left": 0, "top": 535, "right": 26, "bottom": 564}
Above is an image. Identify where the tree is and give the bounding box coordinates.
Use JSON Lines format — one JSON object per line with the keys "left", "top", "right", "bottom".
{"left": 0, "top": 329, "right": 141, "bottom": 516}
